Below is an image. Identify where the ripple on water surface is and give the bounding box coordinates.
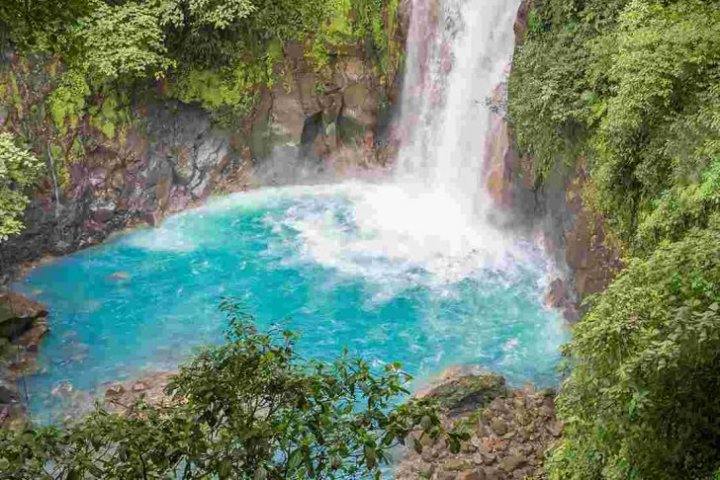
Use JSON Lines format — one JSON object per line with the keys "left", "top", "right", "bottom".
{"left": 14, "top": 183, "right": 569, "bottom": 422}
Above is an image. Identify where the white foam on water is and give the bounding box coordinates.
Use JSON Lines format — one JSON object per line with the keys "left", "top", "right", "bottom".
{"left": 127, "top": 0, "right": 546, "bottom": 304}
{"left": 271, "top": 0, "right": 529, "bottom": 291}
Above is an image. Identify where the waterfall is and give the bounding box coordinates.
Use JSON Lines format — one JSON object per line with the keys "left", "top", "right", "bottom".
{"left": 15, "top": 0, "right": 570, "bottom": 424}
{"left": 338, "top": 0, "right": 523, "bottom": 267}
{"left": 395, "top": 0, "right": 520, "bottom": 222}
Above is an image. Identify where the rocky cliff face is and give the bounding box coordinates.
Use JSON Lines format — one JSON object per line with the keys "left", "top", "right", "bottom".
{"left": 0, "top": 16, "right": 407, "bottom": 282}
{"left": 483, "top": 0, "right": 621, "bottom": 316}
{"left": 2, "top": 0, "right": 615, "bottom": 312}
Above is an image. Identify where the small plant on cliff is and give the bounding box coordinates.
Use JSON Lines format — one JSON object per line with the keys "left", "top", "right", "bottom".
{"left": 0, "top": 132, "right": 43, "bottom": 242}
{"left": 548, "top": 229, "right": 720, "bottom": 479}
{"left": 0, "top": 301, "right": 462, "bottom": 478}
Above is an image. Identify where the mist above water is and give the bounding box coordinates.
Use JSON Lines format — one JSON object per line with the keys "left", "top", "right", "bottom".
{"left": 319, "top": 0, "right": 524, "bottom": 280}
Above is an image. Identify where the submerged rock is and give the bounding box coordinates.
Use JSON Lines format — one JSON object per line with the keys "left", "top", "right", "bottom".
{"left": 0, "top": 378, "right": 20, "bottom": 404}
{"left": 108, "top": 272, "right": 130, "bottom": 281}
{"left": 104, "top": 372, "right": 176, "bottom": 416}
{"left": 0, "top": 293, "right": 49, "bottom": 425}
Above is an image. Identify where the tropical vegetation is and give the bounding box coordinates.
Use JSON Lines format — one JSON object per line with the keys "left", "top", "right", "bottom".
{"left": 0, "top": 0, "right": 401, "bottom": 242}
{"left": 509, "top": 0, "right": 720, "bottom": 478}
{"left": 0, "top": 133, "right": 43, "bottom": 241}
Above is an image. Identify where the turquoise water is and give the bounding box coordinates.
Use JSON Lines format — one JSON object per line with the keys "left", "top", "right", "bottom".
{"left": 14, "top": 183, "right": 568, "bottom": 422}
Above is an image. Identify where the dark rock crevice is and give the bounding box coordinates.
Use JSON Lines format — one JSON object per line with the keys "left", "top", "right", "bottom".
{"left": 0, "top": 293, "right": 49, "bottom": 426}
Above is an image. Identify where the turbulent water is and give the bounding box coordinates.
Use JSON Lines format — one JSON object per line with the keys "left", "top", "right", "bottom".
{"left": 14, "top": 0, "right": 569, "bottom": 422}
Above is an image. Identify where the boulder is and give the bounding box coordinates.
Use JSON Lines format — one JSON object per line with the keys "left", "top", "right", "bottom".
{"left": 422, "top": 372, "right": 508, "bottom": 415}
{"left": 270, "top": 83, "right": 306, "bottom": 146}
{"left": 105, "top": 384, "right": 126, "bottom": 398}
{"left": 499, "top": 453, "right": 526, "bottom": 473}
{"left": 341, "top": 83, "right": 377, "bottom": 129}
{"left": 0, "top": 293, "right": 47, "bottom": 341}
{"left": 16, "top": 318, "right": 49, "bottom": 353}
{"left": 490, "top": 418, "right": 508, "bottom": 436}
{"left": 459, "top": 470, "right": 486, "bottom": 480}
{"left": 0, "top": 378, "right": 19, "bottom": 404}
{"left": 444, "top": 458, "right": 471, "bottom": 471}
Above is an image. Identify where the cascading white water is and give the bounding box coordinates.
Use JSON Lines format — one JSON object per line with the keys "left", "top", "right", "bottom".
{"left": 397, "top": 0, "right": 521, "bottom": 221}
{"left": 328, "top": 0, "right": 524, "bottom": 275}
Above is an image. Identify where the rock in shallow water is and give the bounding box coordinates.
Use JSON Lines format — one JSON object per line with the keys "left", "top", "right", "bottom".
{"left": 0, "top": 378, "right": 20, "bottom": 404}
{"left": 0, "top": 293, "right": 47, "bottom": 340}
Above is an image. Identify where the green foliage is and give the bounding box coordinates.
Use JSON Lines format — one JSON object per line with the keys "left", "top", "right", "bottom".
{"left": 512, "top": 2, "right": 720, "bottom": 478}
{"left": 0, "top": 132, "right": 43, "bottom": 241}
{"left": 158, "top": 0, "right": 256, "bottom": 31}
{"left": 508, "top": 0, "right": 720, "bottom": 252}
{"left": 48, "top": 70, "right": 91, "bottom": 132}
{"left": 77, "top": 2, "right": 175, "bottom": 83}
{"left": 527, "top": 9, "right": 543, "bottom": 36}
{"left": 0, "top": 302, "right": 457, "bottom": 478}
{"left": 0, "top": 0, "right": 92, "bottom": 52}
{"left": 548, "top": 230, "right": 720, "bottom": 479}
{"left": 166, "top": 42, "right": 280, "bottom": 121}
{"left": 635, "top": 158, "right": 720, "bottom": 253}
{"left": 88, "top": 94, "right": 131, "bottom": 140}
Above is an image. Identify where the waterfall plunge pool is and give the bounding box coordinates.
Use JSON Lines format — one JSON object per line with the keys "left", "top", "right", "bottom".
{"left": 14, "top": 182, "right": 569, "bottom": 422}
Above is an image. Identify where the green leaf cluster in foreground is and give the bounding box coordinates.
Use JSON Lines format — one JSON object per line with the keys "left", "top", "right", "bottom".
{"left": 0, "top": 302, "right": 457, "bottom": 479}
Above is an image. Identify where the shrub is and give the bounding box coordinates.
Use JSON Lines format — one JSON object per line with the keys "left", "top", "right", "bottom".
{"left": 0, "top": 132, "right": 43, "bottom": 241}
{"left": 548, "top": 230, "right": 720, "bottom": 479}
{"left": 0, "top": 302, "right": 462, "bottom": 478}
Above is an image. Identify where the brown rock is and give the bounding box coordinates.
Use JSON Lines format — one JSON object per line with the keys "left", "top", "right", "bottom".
{"left": 546, "top": 421, "right": 563, "bottom": 438}
{"left": 270, "top": 83, "right": 305, "bottom": 145}
{"left": 17, "top": 318, "right": 48, "bottom": 352}
{"left": 421, "top": 449, "right": 436, "bottom": 463}
{"left": 458, "top": 470, "right": 486, "bottom": 480}
{"left": 444, "top": 458, "right": 471, "bottom": 472}
{"left": 0, "top": 379, "right": 19, "bottom": 404}
{"left": 420, "top": 371, "right": 508, "bottom": 415}
{"left": 131, "top": 381, "right": 149, "bottom": 392}
{"left": 105, "top": 384, "right": 126, "bottom": 398}
{"left": 0, "top": 293, "right": 47, "bottom": 340}
{"left": 500, "top": 454, "right": 526, "bottom": 473}
{"left": 482, "top": 466, "right": 502, "bottom": 480}
{"left": 490, "top": 418, "right": 508, "bottom": 436}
